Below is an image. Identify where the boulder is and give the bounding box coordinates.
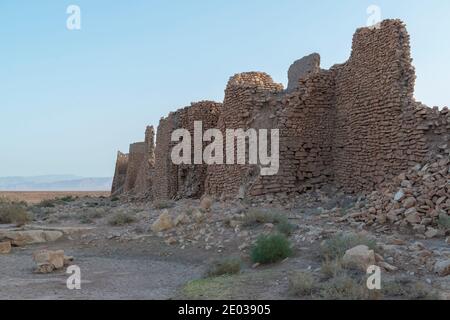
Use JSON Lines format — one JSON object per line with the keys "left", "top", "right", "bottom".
{"left": 0, "top": 241, "right": 12, "bottom": 254}
{"left": 434, "top": 260, "right": 450, "bottom": 277}
{"left": 32, "top": 249, "right": 73, "bottom": 274}
{"left": 342, "top": 245, "right": 376, "bottom": 271}
{"left": 151, "top": 210, "right": 174, "bottom": 233}
{"left": 402, "top": 197, "right": 416, "bottom": 209}
{"left": 200, "top": 196, "right": 213, "bottom": 211}
{"left": 0, "top": 230, "right": 63, "bottom": 246}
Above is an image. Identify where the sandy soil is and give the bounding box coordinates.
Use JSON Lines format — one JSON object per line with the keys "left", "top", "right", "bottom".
{"left": 0, "top": 191, "right": 110, "bottom": 204}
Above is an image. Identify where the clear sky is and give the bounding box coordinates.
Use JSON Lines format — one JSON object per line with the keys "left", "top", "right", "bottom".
{"left": 1, "top": 0, "right": 449, "bottom": 177}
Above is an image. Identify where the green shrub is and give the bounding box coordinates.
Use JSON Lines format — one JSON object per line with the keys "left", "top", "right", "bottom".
{"left": 60, "top": 196, "right": 76, "bottom": 202}
{"left": 0, "top": 203, "right": 31, "bottom": 226}
{"left": 108, "top": 213, "right": 136, "bottom": 226}
{"left": 242, "top": 210, "right": 287, "bottom": 226}
{"left": 251, "top": 233, "right": 293, "bottom": 264}
{"left": 320, "top": 233, "right": 376, "bottom": 260}
{"left": 288, "top": 272, "right": 316, "bottom": 297}
{"left": 111, "top": 196, "right": 120, "bottom": 202}
{"left": 206, "top": 257, "right": 242, "bottom": 277}
{"left": 153, "top": 200, "right": 175, "bottom": 210}
{"left": 38, "top": 199, "right": 56, "bottom": 208}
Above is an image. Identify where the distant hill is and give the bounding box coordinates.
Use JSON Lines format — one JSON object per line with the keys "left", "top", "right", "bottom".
{"left": 0, "top": 175, "right": 112, "bottom": 191}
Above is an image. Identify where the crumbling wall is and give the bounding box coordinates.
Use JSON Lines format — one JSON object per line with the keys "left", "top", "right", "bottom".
{"left": 153, "top": 101, "right": 222, "bottom": 200}
{"left": 123, "top": 142, "right": 146, "bottom": 193}
{"left": 133, "top": 126, "right": 156, "bottom": 197}
{"left": 111, "top": 152, "right": 129, "bottom": 196}
{"left": 205, "top": 73, "right": 284, "bottom": 198}
{"left": 249, "top": 70, "right": 336, "bottom": 196}
{"left": 332, "top": 20, "right": 427, "bottom": 192}
{"left": 112, "top": 19, "right": 448, "bottom": 202}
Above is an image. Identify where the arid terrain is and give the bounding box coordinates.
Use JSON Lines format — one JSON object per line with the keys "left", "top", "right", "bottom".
{"left": 0, "top": 192, "right": 110, "bottom": 205}
{"left": 0, "top": 189, "right": 449, "bottom": 300}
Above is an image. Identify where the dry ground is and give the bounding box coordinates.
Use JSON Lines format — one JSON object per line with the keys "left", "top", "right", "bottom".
{"left": 0, "top": 191, "right": 110, "bottom": 204}
{"left": 0, "top": 191, "right": 449, "bottom": 300}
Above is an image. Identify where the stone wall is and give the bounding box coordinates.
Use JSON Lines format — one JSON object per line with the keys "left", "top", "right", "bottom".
{"left": 133, "top": 126, "right": 156, "bottom": 197}
{"left": 111, "top": 151, "right": 129, "bottom": 196}
{"left": 152, "top": 101, "right": 222, "bottom": 200}
{"left": 111, "top": 19, "right": 449, "bottom": 201}
{"left": 123, "top": 142, "right": 146, "bottom": 194}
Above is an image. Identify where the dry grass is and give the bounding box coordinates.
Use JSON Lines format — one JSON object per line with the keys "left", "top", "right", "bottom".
{"left": 153, "top": 200, "right": 175, "bottom": 210}
{"left": 320, "top": 233, "right": 377, "bottom": 260}
{"left": 0, "top": 200, "right": 31, "bottom": 226}
{"left": 108, "top": 213, "right": 136, "bottom": 226}
{"left": 288, "top": 272, "right": 316, "bottom": 297}
{"left": 206, "top": 257, "right": 242, "bottom": 277}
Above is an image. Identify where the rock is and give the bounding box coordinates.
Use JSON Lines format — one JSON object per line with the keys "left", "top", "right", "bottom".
{"left": 0, "top": 241, "right": 12, "bottom": 254}
{"left": 0, "top": 230, "right": 63, "bottom": 246}
{"left": 151, "top": 210, "right": 174, "bottom": 233}
{"left": 200, "top": 196, "right": 213, "bottom": 211}
{"left": 434, "top": 260, "right": 450, "bottom": 277}
{"left": 378, "top": 261, "right": 398, "bottom": 272}
{"left": 394, "top": 189, "right": 405, "bottom": 202}
{"left": 264, "top": 223, "right": 275, "bottom": 230}
{"left": 425, "top": 227, "right": 439, "bottom": 239}
{"left": 33, "top": 249, "right": 71, "bottom": 274}
{"left": 403, "top": 197, "right": 416, "bottom": 209}
{"left": 405, "top": 208, "right": 421, "bottom": 224}
{"left": 342, "top": 245, "right": 376, "bottom": 271}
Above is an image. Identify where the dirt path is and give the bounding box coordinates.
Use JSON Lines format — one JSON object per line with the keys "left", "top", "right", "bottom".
{"left": 0, "top": 240, "right": 204, "bottom": 300}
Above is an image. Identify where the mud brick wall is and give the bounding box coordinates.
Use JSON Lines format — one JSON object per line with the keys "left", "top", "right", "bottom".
{"left": 123, "top": 142, "right": 146, "bottom": 193}
{"left": 111, "top": 151, "right": 129, "bottom": 196}
{"left": 332, "top": 20, "right": 427, "bottom": 192}
{"left": 133, "top": 126, "right": 156, "bottom": 197}
{"left": 152, "top": 101, "right": 221, "bottom": 200}
{"left": 205, "top": 72, "right": 284, "bottom": 198}
{"left": 250, "top": 70, "right": 336, "bottom": 196}
{"left": 112, "top": 19, "right": 449, "bottom": 200}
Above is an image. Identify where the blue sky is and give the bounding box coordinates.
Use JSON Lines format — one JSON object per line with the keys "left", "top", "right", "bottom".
{"left": 1, "top": 0, "right": 449, "bottom": 177}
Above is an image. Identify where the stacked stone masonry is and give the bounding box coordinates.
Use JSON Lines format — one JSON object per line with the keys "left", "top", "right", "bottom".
{"left": 112, "top": 19, "right": 449, "bottom": 203}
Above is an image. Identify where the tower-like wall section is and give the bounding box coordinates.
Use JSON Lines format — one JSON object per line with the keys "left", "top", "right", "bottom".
{"left": 332, "top": 20, "right": 427, "bottom": 192}
{"left": 133, "top": 126, "right": 156, "bottom": 197}
{"left": 123, "top": 142, "right": 146, "bottom": 193}
{"left": 205, "top": 73, "right": 284, "bottom": 197}
{"left": 152, "top": 101, "right": 221, "bottom": 200}
{"left": 111, "top": 151, "right": 129, "bottom": 196}
{"left": 250, "top": 70, "right": 336, "bottom": 196}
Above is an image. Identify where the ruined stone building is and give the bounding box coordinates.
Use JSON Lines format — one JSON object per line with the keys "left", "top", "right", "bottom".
{"left": 112, "top": 19, "right": 449, "bottom": 201}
